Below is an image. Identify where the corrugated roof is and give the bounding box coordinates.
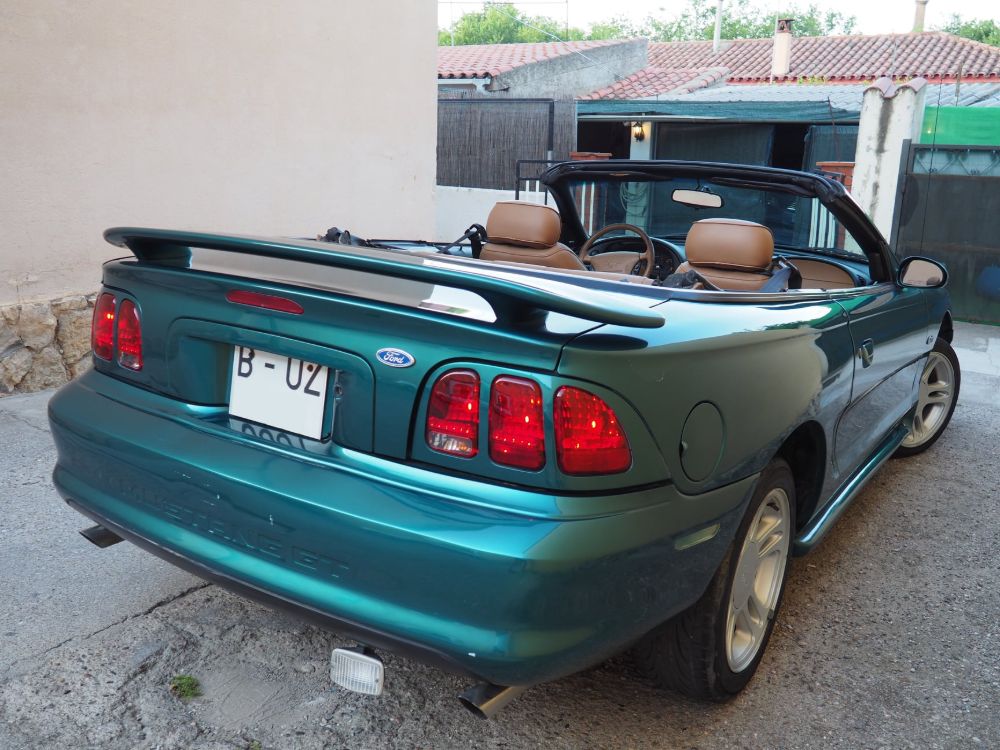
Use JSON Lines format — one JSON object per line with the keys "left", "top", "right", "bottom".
{"left": 648, "top": 32, "right": 1000, "bottom": 83}
{"left": 576, "top": 98, "right": 861, "bottom": 123}
{"left": 579, "top": 66, "right": 729, "bottom": 100}
{"left": 576, "top": 82, "right": 1000, "bottom": 121}
{"left": 437, "top": 40, "right": 625, "bottom": 79}
{"left": 655, "top": 81, "right": 1000, "bottom": 108}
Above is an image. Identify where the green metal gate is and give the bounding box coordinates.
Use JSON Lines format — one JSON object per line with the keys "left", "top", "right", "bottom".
{"left": 893, "top": 143, "right": 1000, "bottom": 324}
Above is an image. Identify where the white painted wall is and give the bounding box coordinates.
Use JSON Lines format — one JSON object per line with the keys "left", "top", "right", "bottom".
{"left": 852, "top": 79, "right": 927, "bottom": 239}
{"left": 436, "top": 186, "right": 551, "bottom": 241}
{"left": 0, "top": 1, "right": 437, "bottom": 306}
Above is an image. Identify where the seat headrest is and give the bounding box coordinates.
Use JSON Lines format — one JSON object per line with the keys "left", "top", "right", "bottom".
{"left": 685, "top": 218, "right": 773, "bottom": 272}
{"left": 486, "top": 201, "right": 561, "bottom": 249}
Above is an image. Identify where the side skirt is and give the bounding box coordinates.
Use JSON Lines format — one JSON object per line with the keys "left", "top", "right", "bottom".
{"left": 793, "top": 421, "right": 909, "bottom": 555}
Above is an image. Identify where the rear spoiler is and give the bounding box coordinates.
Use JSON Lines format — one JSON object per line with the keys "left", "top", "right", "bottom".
{"left": 104, "top": 227, "right": 665, "bottom": 329}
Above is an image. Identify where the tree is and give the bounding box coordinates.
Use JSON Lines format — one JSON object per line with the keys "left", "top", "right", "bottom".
{"left": 939, "top": 15, "right": 1000, "bottom": 46}
{"left": 438, "top": 3, "right": 584, "bottom": 45}
{"left": 438, "top": 0, "right": 857, "bottom": 46}
{"left": 624, "top": 0, "right": 856, "bottom": 42}
{"left": 585, "top": 16, "right": 644, "bottom": 41}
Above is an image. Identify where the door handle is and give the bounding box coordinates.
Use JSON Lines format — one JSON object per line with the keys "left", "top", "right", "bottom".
{"left": 858, "top": 338, "right": 875, "bottom": 368}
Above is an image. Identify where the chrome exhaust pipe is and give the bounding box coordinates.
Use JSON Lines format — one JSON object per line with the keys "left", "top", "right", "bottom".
{"left": 458, "top": 682, "right": 528, "bottom": 720}
{"left": 79, "top": 524, "right": 123, "bottom": 548}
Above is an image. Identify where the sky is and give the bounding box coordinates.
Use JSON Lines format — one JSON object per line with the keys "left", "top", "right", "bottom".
{"left": 437, "top": 0, "right": 1000, "bottom": 36}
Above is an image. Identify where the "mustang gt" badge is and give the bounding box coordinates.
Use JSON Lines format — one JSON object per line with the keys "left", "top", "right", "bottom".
{"left": 375, "top": 348, "right": 415, "bottom": 368}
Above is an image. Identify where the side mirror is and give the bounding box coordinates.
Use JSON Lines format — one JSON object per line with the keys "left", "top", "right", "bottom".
{"left": 898, "top": 257, "right": 947, "bottom": 289}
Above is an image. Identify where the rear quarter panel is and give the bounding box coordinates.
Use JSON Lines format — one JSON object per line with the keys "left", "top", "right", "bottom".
{"left": 559, "top": 296, "right": 856, "bottom": 498}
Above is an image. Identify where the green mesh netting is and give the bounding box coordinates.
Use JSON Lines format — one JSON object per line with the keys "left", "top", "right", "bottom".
{"left": 920, "top": 107, "right": 1000, "bottom": 146}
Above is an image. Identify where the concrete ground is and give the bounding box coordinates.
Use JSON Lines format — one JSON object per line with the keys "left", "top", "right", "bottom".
{"left": 1, "top": 323, "right": 998, "bottom": 750}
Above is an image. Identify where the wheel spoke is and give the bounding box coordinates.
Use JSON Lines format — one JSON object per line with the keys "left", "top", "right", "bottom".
{"left": 747, "top": 597, "right": 768, "bottom": 642}
{"left": 753, "top": 512, "right": 779, "bottom": 544}
{"left": 758, "top": 529, "right": 784, "bottom": 557}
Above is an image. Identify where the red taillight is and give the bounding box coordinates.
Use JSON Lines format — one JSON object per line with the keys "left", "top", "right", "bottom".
{"left": 116, "top": 299, "right": 143, "bottom": 371}
{"left": 554, "top": 386, "right": 631, "bottom": 475}
{"left": 426, "top": 370, "right": 480, "bottom": 457}
{"left": 489, "top": 376, "right": 545, "bottom": 471}
{"left": 91, "top": 293, "right": 116, "bottom": 360}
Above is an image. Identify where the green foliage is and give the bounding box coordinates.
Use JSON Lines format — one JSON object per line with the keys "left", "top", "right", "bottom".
{"left": 939, "top": 15, "right": 1000, "bottom": 46}
{"left": 585, "top": 16, "right": 644, "bottom": 41}
{"left": 438, "top": 2, "right": 585, "bottom": 45}
{"left": 168, "top": 674, "right": 202, "bottom": 700}
{"left": 624, "top": 0, "right": 857, "bottom": 42}
{"left": 438, "top": 0, "right": 857, "bottom": 45}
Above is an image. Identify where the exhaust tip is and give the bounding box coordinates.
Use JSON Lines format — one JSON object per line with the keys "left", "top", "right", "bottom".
{"left": 457, "top": 694, "right": 489, "bottom": 721}
{"left": 458, "top": 682, "right": 528, "bottom": 720}
{"left": 79, "top": 524, "right": 124, "bottom": 549}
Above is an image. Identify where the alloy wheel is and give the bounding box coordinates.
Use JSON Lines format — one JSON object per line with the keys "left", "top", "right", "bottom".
{"left": 901, "top": 351, "right": 956, "bottom": 449}
{"left": 725, "top": 488, "right": 791, "bottom": 672}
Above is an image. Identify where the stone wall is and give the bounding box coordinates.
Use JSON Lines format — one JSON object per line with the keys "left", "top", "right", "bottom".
{"left": 1, "top": 294, "right": 95, "bottom": 396}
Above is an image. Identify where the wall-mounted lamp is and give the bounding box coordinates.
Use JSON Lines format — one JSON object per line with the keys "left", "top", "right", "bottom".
{"left": 631, "top": 121, "right": 646, "bottom": 142}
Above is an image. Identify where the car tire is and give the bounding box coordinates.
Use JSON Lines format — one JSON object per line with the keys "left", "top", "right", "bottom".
{"left": 894, "top": 337, "right": 961, "bottom": 458}
{"left": 634, "top": 458, "right": 796, "bottom": 701}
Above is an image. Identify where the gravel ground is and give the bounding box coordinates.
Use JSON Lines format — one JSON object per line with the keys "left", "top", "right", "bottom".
{"left": 1, "top": 325, "right": 998, "bottom": 750}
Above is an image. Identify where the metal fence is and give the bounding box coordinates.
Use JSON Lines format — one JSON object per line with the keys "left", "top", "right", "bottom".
{"left": 437, "top": 98, "right": 575, "bottom": 190}
{"left": 514, "top": 159, "right": 610, "bottom": 233}
{"left": 514, "top": 159, "right": 555, "bottom": 203}
{"left": 894, "top": 143, "right": 1000, "bottom": 324}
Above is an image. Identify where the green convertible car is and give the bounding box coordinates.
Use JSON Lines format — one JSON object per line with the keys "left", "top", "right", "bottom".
{"left": 49, "top": 160, "right": 960, "bottom": 718}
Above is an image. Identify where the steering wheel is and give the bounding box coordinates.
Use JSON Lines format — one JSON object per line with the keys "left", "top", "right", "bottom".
{"left": 579, "top": 223, "right": 656, "bottom": 278}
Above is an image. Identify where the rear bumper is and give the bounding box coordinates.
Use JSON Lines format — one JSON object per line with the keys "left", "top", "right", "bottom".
{"left": 49, "top": 370, "right": 754, "bottom": 686}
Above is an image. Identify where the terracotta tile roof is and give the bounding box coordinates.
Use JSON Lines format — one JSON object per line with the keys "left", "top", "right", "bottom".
{"left": 580, "top": 66, "right": 729, "bottom": 100}
{"left": 648, "top": 32, "right": 1000, "bottom": 83}
{"left": 438, "top": 40, "right": 625, "bottom": 79}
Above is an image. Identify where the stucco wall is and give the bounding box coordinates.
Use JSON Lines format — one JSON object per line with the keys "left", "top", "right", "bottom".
{"left": 489, "top": 40, "right": 648, "bottom": 99}
{"left": 852, "top": 78, "right": 927, "bottom": 239}
{"left": 436, "top": 186, "right": 551, "bottom": 241}
{"left": 0, "top": 1, "right": 437, "bottom": 307}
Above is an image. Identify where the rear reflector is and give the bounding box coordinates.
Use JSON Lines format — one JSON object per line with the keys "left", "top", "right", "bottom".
{"left": 225, "top": 290, "right": 304, "bottom": 315}
{"left": 116, "top": 299, "right": 143, "bottom": 371}
{"left": 489, "top": 376, "right": 545, "bottom": 470}
{"left": 426, "top": 370, "right": 480, "bottom": 457}
{"left": 554, "top": 386, "right": 631, "bottom": 475}
{"left": 91, "top": 293, "right": 116, "bottom": 360}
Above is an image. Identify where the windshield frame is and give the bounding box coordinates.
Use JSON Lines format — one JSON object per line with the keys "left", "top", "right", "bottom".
{"left": 541, "top": 160, "right": 895, "bottom": 284}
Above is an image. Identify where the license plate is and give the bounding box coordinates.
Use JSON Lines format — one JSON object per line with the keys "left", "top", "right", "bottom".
{"left": 229, "top": 346, "right": 329, "bottom": 439}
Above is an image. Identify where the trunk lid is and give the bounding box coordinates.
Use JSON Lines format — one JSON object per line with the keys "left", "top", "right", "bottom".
{"left": 97, "top": 229, "right": 666, "bottom": 462}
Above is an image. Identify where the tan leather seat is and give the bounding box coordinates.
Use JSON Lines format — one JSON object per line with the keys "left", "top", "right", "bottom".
{"left": 676, "top": 218, "right": 774, "bottom": 291}
{"left": 480, "top": 201, "right": 586, "bottom": 271}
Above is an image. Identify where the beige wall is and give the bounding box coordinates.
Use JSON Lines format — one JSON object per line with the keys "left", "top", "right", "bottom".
{"left": 0, "top": 1, "right": 437, "bottom": 306}
{"left": 436, "top": 186, "right": 551, "bottom": 241}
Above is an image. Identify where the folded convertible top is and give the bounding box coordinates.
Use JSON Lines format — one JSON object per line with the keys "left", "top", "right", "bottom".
{"left": 105, "top": 227, "right": 666, "bottom": 330}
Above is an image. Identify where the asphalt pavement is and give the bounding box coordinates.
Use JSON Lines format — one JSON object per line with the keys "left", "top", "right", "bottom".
{"left": 1, "top": 323, "right": 998, "bottom": 749}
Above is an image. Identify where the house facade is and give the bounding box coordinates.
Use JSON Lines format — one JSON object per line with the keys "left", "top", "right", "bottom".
{"left": 1, "top": 0, "right": 438, "bottom": 394}
{"left": 576, "top": 30, "right": 1000, "bottom": 171}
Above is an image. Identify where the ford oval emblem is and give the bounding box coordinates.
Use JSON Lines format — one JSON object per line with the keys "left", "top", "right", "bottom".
{"left": 376, "top": 348, "right": 415, "bottom": 368}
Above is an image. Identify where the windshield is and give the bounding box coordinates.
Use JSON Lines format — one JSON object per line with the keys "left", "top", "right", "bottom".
{"left": 567, "top": 176, "right": 863, "bottom": 257}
